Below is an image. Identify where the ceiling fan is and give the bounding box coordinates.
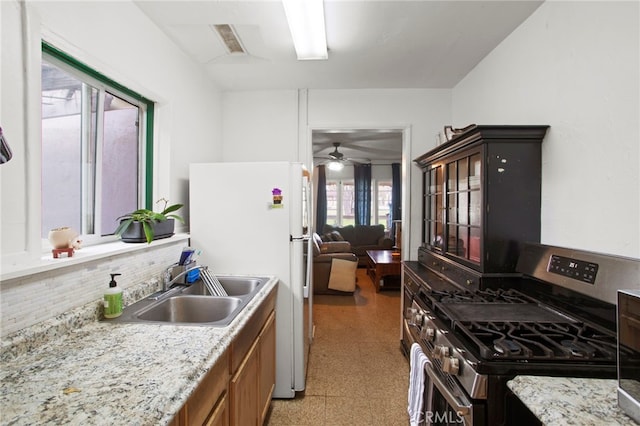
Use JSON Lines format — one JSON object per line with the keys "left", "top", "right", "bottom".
{"left": 314, "top": 142, "right": 370, "bottom": 170}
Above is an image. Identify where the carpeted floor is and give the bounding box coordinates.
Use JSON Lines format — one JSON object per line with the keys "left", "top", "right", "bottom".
{"left": 265, "top": 267, "right": 409, "bottom": 425}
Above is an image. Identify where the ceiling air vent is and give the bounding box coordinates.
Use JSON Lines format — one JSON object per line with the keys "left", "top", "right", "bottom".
{"left": 213, "top": 24, "right": 246, "bottom": 55}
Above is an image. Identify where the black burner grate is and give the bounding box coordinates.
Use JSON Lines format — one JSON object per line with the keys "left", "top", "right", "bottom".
{"left": 422, "top": 287, "right": 618, "bottom": 363}
{"left": 454, "top": 320, "right": 617, "bottom": 361}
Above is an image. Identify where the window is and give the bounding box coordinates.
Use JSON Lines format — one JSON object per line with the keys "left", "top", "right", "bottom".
{"left": 41, "top": 43, "right": 154, "bottom": 243}
{"left": 326, "top": 179, "right": 391, "bottom": 228}
{"left": 375, "top": 180, "right": 392, "bottom": 228}
{"left": 326, "top": 180, "right": 354, "bottom": 226}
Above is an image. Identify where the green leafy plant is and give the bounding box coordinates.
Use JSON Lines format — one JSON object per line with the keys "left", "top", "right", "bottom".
{"left": 114, "top": 198, "right": 184, "bottom": 244}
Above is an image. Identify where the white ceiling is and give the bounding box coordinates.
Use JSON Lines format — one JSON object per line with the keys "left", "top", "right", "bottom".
{"left": 135, "top": 0, "right": 544, "bottom": 91}
{"left": 134, "top": 0, "right": 544, "bottom": 160}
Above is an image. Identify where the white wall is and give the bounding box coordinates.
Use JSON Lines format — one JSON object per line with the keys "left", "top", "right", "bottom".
{"left": 452, "top": 1, "right": 640, "bottom": 258}
{"left": 221, "top": 88, "right": 452, "bottom": 258}
{"left": 221, "top": 90, "right": 300, "bottom": 162}
{"left": 1, "top": 0, "right": 223, "bottom": 266}
{"left": 308, "top": 89, "right": 451, "bottom": 257}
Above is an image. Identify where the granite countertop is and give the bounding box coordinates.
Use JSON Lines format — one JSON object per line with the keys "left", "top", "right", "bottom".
{"left": 508, "top": 376, "right": 639, "bottom": 426}
{"left": 0, "top": 276, "right": 278, "bottom": 425}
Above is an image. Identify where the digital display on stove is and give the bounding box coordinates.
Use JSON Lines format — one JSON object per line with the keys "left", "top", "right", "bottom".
{"left": 547, "top": 254, "right": 598, "bottom": 284}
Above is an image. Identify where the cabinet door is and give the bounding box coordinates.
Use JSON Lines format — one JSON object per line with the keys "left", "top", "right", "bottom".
{"left": 445, "top": 151, "right": 482, "bottom": 266}
{"left": 205, "top": 393, "right": 229, "bottom": 426}
{"left": 183, "top": 349, "right": 229, "bottom": 426}
{"left": 259, "top": 312, "right": 276, "bottom": 423}
{"left": 230, "top": 339, "right": 259, "bottom": 426}
{"left": 423, "top": 164, "right": 444, "bottom": 251}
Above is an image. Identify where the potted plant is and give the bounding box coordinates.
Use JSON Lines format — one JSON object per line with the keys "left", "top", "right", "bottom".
{"left": 114, "top": 198, "right": 184, "bottom": 244}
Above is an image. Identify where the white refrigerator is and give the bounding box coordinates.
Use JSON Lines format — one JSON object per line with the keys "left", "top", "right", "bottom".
{"left": 189, "top": 161, "right": 312, "bottom": 398}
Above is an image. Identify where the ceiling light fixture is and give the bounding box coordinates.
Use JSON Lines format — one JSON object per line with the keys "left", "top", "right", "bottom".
{"left": 327, "top": 160, "right": 343, "bottom": 171}
{"left": 282, "top": 0, "right": 328, "bottom": 60}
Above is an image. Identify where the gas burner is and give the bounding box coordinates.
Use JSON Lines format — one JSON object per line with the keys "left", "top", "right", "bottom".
{"left": 456, "top": 321, "right": 618, "bottom": 361}
{"left": 560, "top": 340, "right": 597, "bottom": 358}
{"left": 493, "top": 339, "right": 523, "bottom": 356}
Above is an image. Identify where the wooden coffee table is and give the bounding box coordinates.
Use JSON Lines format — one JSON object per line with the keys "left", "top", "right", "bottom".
{"left": 366, "top": 250, "right": 401, "bottom": 292}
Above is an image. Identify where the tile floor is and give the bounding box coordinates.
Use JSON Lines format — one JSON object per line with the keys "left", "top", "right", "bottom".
{"left": 265, "top": 268, "right": 409, "bottom": 425}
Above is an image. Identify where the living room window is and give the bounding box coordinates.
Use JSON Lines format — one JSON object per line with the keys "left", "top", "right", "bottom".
{"left": 326, "top": 179, "right": 392, "bottom": 229}
{"left": 41, "top": 43, "right": 154, "bottom": 244}
{"left": 375, "top": 180, "right": 392, "bottom": 228}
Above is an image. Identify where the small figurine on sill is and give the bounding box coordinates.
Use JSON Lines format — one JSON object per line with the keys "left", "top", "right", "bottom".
{"left": 48, "top": 227, "right": 82, "bottom": 258}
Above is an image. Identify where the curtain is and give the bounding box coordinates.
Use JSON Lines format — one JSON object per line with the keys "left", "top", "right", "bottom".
{"left": 391, "top": 162, "right": 402, "bottom": 243}
{"left": 315, "top": 165, "right": 327, "bottom": 233}
{"left": 354, "top": 163, "right": 372, "bottom": 225}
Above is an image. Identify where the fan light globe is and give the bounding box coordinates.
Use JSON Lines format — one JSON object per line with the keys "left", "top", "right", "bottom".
{"left": 327, "top": 161, "right": 344, "bottom": 171}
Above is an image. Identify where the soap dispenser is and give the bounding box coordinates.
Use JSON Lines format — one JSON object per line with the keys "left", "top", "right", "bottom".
{"left": 104, "top": 273, "right": 123, "bottom": 319}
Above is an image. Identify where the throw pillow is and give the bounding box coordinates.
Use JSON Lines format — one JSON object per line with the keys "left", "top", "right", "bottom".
{"left": 327, "top": 258, "right": 357, "bottom": 292}
{"left": 330, "top": 231, "right": 344, "bottom": 241}
{"left": 312, "top": 233, "right": 322, "bottom": 256}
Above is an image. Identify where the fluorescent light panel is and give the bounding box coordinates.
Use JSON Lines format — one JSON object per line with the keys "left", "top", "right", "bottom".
{"left": 282, "top": 0, "right": 328, "bottom": 60}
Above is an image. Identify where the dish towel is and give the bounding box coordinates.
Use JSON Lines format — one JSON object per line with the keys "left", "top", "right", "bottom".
{"left": 408, "top": 342, "right": 429, "bottom": 426}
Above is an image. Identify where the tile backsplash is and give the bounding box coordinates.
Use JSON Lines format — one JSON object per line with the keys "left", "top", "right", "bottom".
{"left": 0, "top": 241, "right": 184, "bottom": 337}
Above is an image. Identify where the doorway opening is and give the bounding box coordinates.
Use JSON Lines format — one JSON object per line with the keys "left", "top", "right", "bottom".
{"left": 310, "top": 127, "right": 409, "bottom": 253}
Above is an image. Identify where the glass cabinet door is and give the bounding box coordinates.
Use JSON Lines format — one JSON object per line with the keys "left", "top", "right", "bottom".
{"left": 423, "top": 164, "right": 444, "bottom": 251}
{"left": 445, "top": 152, "right": 482, "bottom": 264}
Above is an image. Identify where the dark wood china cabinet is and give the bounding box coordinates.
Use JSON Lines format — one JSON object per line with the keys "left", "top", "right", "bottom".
{"left": 414, "top": 125, "right": 549, "bottom": 287}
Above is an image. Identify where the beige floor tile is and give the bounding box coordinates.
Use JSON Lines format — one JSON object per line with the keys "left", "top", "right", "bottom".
{"left": 266, "top": 395, "right": 326, "bottom": 425}
{"left": 266, "top": 267, "right": 408, "bottom": 425}
{"left": 325, "top": 396, "right": 373, "bottom": 425}
{"left": 370, "top": 397, "right": 411, "bottom": 426}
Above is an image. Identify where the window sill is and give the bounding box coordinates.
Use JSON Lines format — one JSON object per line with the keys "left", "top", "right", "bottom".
{"left": 1, "top": 233, "right": 190, "bottom": 281}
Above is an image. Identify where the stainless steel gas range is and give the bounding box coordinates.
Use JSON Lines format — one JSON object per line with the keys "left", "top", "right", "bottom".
{"left": 402, "top": 243, "right": 640, "bottom": 426}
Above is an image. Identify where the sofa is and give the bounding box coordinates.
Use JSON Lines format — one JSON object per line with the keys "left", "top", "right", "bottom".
{"left": 322, "top": 224, "right": 394, "bottom": 267}
{"left": 311, "top": 233, "right": 358, "bottom": 295}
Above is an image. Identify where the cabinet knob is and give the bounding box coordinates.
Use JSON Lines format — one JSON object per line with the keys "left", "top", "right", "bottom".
{"left": 466, "top": 279, "right": 473, "bottom": 286}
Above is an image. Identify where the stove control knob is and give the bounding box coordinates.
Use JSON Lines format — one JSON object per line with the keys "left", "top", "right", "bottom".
{"left": 405, "top": 307, "right": 416, "bottom": 320}
{"left": 424, "top": 327, "right": 435, "bottom": 342}
{"left": 443, "top": 357, "right": 460, "bottom": 375}
{"left": 432, "top": 345, "right": 449, "bottom": 359}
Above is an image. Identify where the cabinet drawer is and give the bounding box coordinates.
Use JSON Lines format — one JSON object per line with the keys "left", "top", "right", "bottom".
{"left": 230, "top": 287, "right": 276, "bottom": 373}
{"left": 186, "top": 349, "right": 230, "bottom": 425}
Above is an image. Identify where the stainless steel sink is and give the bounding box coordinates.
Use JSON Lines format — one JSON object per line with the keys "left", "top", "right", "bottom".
{"left": 107, "top": 275, "right": 269, "bottom": 326}
{"left": 136, "top": 295, "right": 243, "bottom": 324}
{"left": 180, "top": 276, "right": 264, "bottom": 296}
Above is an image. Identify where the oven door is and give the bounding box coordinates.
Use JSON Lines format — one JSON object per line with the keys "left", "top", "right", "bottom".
{"left": 424, "top": 363, "right": 476, "bottom": 425}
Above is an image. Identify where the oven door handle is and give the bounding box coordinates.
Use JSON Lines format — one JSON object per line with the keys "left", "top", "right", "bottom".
{"left": 425, "top": 363, "right": 473, "bottom": 423}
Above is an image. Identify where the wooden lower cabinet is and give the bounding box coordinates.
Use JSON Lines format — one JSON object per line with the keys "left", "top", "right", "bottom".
{"left": 170, "top": 349, "right": 229, "bottom": 426}
{"left": 230, "top": 338, "right": 260, "bottom": 425}
{"left": 230, "top": 310, "right": 276, "bottom": 426}
{"left": 171, "top": 287, "right": 277, "bottom": 426}
{"left": 205, "top": 393, "right": 229, "bottom": 426}
{"left": 258, "top": 313, "right": 276, "bottom": 422}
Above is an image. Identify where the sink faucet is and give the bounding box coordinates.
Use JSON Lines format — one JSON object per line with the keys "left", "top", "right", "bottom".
{"left": 162, "top": 264, "right": 205, "bottom": 291}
